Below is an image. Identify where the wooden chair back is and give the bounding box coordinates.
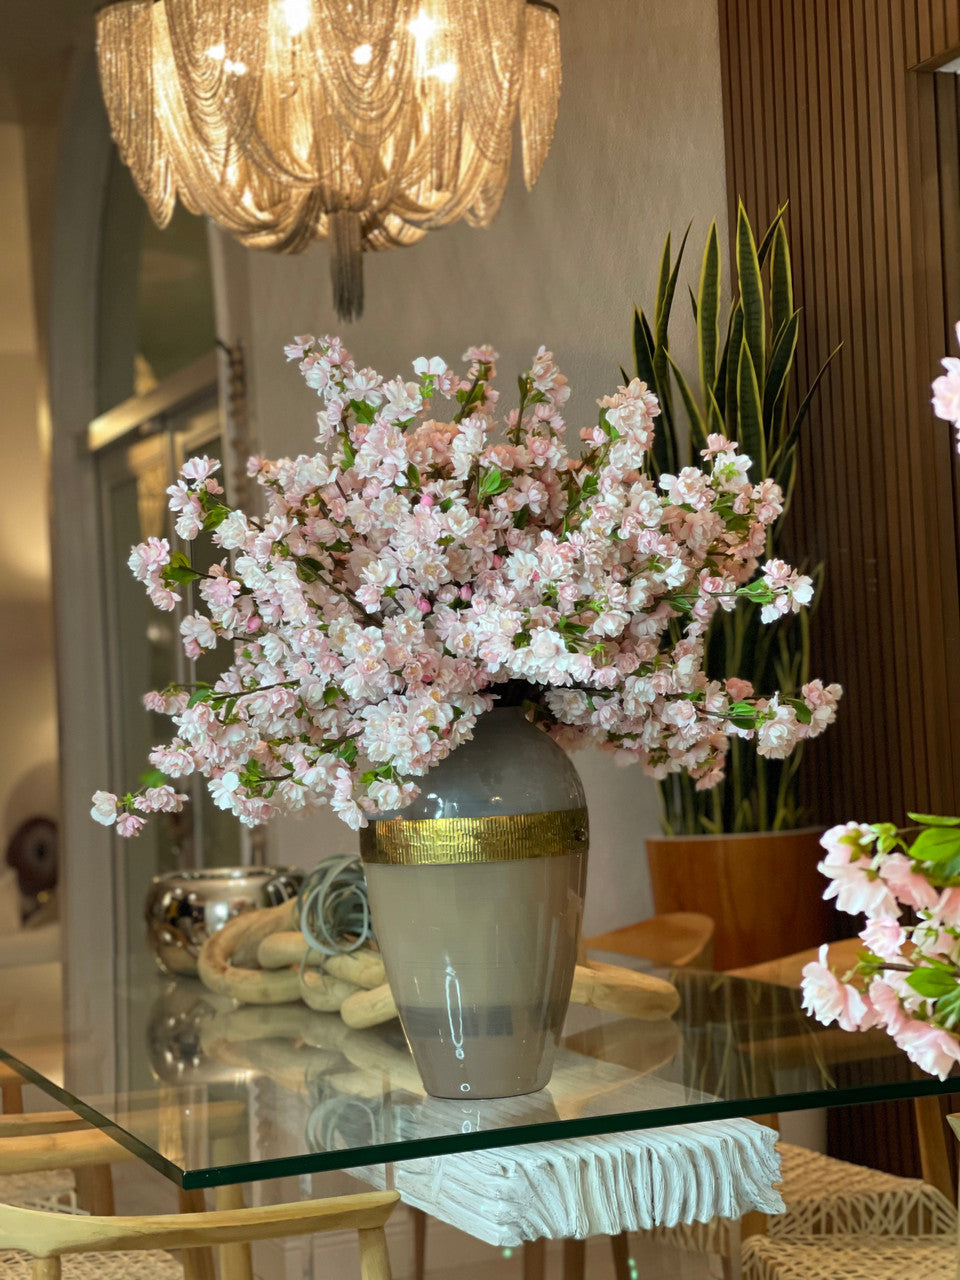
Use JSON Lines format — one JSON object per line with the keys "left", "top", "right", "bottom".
{"left": 586, "top": 912, "right": 715, "bottom": 969}
{"left": 0, "top": 1189, "right": 399, "bottom": 1279}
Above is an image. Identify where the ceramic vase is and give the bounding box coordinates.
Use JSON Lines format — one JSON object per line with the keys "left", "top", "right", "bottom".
{"left": 360, "top": 707, "right": 588, "bottom": 1099}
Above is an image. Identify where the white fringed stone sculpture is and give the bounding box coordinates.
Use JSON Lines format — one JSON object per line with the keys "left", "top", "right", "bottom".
{"left": 358, "top": 1117, "right": 783, "bottom": 1247}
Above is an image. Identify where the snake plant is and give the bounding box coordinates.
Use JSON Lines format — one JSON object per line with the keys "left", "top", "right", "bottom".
{"left": 628, "top": 203, "right": 838, "bottom": 834}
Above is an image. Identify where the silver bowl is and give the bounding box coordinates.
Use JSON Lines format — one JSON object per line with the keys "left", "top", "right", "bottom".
{"left": 145, "top": 866, "right": 304, "bottom": 976}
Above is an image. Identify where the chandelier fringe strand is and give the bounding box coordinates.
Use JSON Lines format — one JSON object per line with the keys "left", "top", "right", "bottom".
{"left": 329, "top": 210, "right": 365, "bottom": 322}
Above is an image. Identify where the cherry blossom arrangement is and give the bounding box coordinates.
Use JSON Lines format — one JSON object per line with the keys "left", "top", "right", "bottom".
{"left": 800, "top": 818, "right": 960, "bottom": 1080}
{"left": 799, "top": 330, "right": 960, "bottom": 1080}
{"left": 90, "top": 336, "right": 839, "bottom": 836}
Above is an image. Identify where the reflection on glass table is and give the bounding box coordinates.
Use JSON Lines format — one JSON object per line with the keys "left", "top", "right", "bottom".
{"left": 0, "top": 959, "right": 955, "bottom": 1189}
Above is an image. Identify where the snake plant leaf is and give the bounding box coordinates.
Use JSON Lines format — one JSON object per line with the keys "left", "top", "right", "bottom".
{"left": 705, "top": 385, "right": 725, "bottom": 438}
{"left": 763, "top": 310, "right": 800, "bottom": 439}
{"left": 666, "top": 352, "right": 707, "bottom": 456}
{"left": 724, "top": 305, "right": 744, "bottom": 438}
{"left": 654, "top": 227, "right": 691, "bottom": 422}
{"left": 756, "top": 204, "right": 787, "bottom": 269}
{"left": 770, "top": 342, "right": 841, "bottom": 478}
{"left": 632, "top": 307, "right": 656, "bottom": 386}
{"left": 689, "top": 285, "right": 698, "bottom": 324}
{"left": 714, "top": 302, "right": 738, "bottom": 420}
{"left": 633, "top": 307, "right": 676, "bottom": 475}
{"left": 655, "top": 225, "right": 691, "bottom": 344}
{"left": 771, "top": 220, "right": 794, "bottom": 341}
{"left": 775, "top": 451, "right": 798, "bottom": 520}
{"left": 654, "top": 232, "right": 672, "bottom": 333}
{"left": 737, "top": 339, "right": 765, "bottom": 477}
{"left": 697, "top": 221, "right": 721, "bottom": 405}
{"left": 737, "top": 201, "right": 766, "bottom": 383}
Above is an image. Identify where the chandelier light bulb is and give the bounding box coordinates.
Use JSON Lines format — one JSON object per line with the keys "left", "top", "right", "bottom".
{"left": 95, "top": 0, "right": 562, "bottom": 320}
{"left": 408, "top": 9, "right": 438, "bottom": 42}
{"left": 281, "top": 0, "right": 311, "bottom": 35}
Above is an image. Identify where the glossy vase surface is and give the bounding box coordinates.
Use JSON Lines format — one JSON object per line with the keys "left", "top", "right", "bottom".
{"left": 360, "top": 708, "right": 588, "bottom": 1099}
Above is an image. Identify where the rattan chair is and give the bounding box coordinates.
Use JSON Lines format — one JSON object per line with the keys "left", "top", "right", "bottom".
{"left": 0, "top": 1121, "right": 399, "bottom": 1280}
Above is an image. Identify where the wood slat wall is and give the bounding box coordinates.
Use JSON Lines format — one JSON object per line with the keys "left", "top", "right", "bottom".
{"left": 718, "top": 0, "right": 960, "bottom": 823}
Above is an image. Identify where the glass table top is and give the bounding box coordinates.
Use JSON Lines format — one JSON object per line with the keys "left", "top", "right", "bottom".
{"left": 2, "top": 954, "right": 956, "bottom": 1189}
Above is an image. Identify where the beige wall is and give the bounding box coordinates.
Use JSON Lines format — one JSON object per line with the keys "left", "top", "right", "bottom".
{"left": 0, "top": 122, "right": 58, "bottom": 842}
{"left": 213, "top": 0, "right": 730, "bottom": 934}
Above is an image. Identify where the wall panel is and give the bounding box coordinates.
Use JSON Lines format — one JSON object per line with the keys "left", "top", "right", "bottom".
{"left": 719, "top": 0, "right": 960, "bottom": 823}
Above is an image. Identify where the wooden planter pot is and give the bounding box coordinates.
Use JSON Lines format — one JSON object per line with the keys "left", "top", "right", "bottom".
{"left": 645, "top": 828, "right": 831, "bottom": 970}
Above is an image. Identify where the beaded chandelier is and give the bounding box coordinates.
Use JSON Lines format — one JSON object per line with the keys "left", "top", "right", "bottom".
{"left": 95, "top": 0, "right": 562, "bottom": 320}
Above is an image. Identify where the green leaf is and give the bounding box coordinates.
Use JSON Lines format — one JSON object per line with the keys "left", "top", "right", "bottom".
{"left": 736, "top": 340, "right": 765, "bottom": 477}
{"left": 697, "top": 221, "right": 721, "bottom": 405}
{"left": 910, "top": 826, "right": 960, "bottom": 864}
{"left": 736, "top": 201, "right": 765, "bottom": 382}
{"left": 139, "top": 768, "right": 168, "bottom": 788}
{"left": 187, "top": 686, "right": 213, "bottom": 709}
{"left": 350, "top": 398, "right": 376, "bottom": 425}
{"left": 770, "top": 219, "right": 793, "bottom": 341}
{"left": 906, "top": 966, "right": 958, "bottom": 998}
{"left": 202, "top": 505, "right": 230, "bottom": 531}
{"left": 907, "top": 813, "right": 960, "bottom": 826}
{"left": 936, "top": 985, "right": 960, "bottom": 1029}
{"left": 406, "top": 462, "right": 420, "bottom": 489}
{"left": 164, "top": 563, "right": 202, "bottom": 586}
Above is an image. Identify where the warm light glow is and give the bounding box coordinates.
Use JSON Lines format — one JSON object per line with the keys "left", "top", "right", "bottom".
{"left": 95, "top": 0, "right": 562, "bottom": 320}
{"left": 408, "top": 9, "right": 437, "bottom": 42}
{"left": 428, "top": 60, "right": 458, "bottom": 82}
{"left": 281, "top": 0, "right": 311, "bottom": 36}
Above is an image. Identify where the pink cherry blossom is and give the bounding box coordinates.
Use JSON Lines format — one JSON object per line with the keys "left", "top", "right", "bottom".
{"left": 801, "top": 945, "right": 875, "bottom": 1032}
{"left": 893, "top": 1019, "right": 960, "bottom": 1081}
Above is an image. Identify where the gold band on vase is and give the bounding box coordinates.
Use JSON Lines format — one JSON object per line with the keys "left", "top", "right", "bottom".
{"left": 359, "top": 807, "right": 589, "bottom": 867}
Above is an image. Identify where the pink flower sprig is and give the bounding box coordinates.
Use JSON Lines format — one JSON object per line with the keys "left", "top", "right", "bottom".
{"left": 802, "top": 816, "right": 960, "bottom": 1079}
{"left": 933, "top": 321, "right": 960, "bottom": 452}
{"left": 94, "top": 337, "right": 840, "bottom": 835}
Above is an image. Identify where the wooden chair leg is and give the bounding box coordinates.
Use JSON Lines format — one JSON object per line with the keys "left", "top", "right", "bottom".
{"left": 73, "top": 1164, "right": 115, "bottom": 1216}
{"left": 523, "top": 1239, "right": 547, "bottom": 1280}
{"left": 31, "top": 1260, "right": 61, "bottom": 1280}
{"left": 563, "top": 1238, "right": 586, "bottom": 1280}
{"left": 358, "top": 1224, "right": 392, "bottom": 1280}
{"left": 214, "top": 1183, "right": 254, "bottom": 1280}
{"left": 1, "top": 1078, "right": 24, "bottom": 1114}
{"left": 610, "top": 1231, "right": 631, "bottom": 1280}
{"left": 722, "top": 1217, "right": 743, "bottom": 1280}
{"left": 177, "top": 1187, "right": 216, "bottom": 1280}
{"left": 410, "top": 1206, "right": 427, "bottom": 1280}
{"left": 914, "top": 1094, "right": 954, "bottom": 1202}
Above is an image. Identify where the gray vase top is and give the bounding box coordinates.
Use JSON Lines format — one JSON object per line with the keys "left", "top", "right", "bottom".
{"left": 384, "top": 706, "right": 586, "bottom": 821}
